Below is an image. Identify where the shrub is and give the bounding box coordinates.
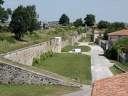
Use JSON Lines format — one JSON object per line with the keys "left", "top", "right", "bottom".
{"left": 40, "top": 53, "right": 46, "bottom": 60}
{"left": 0, "top": 35, "right": 15, "bottom": 43}
{"left": 49, "top": 51, "right": 53, "bottom": 57}
{"left": 33, "top": 58, "right": 40, "bottom": 65}
{"left": 45, "top": 52, "right": 50, "bottom": 58}
{"left": 33, "top": 51, "right": 54, "bottom": 65}
{"left": 104, "top": 46, "right": 117, "bottom": 60}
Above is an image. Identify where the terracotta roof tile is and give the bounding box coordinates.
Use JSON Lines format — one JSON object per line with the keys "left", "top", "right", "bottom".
{"left": 108, "top": 29, "right": 128, "bottom": 36}
{"left": 92, "top": 73, "right": 128, "bottom": 96}
{"left": 94, "top": 30, "right": 104, "bottom": 34}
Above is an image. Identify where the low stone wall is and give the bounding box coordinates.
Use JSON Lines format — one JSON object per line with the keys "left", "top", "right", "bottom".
{"left": 0, "top": 61, "right": 80, "bottom": 87}
{"left": 4, "top": 32, "right": 84, "bottom": 66}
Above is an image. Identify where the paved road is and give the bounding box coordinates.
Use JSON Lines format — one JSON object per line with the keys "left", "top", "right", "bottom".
{"left": 62, "top": 42, "right": 113, "bottom": 96}
{"left": 79, "top": 42, "right": 113, "bottom": 82}
{"left": 61, "top": 85, "right": 92, "bottom": 96}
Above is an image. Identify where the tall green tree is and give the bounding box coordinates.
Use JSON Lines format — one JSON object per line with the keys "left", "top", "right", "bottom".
{"left": 59, "top": 14, "right": 70, "bottom": 25}
{"left": 0, "top": 0, "right": 4, "bottom": 5}
{"left": 9, "top": 5, "right": 39, "bottom": 40}
{"left": 84, "top": 14, "right": 95, "bottom": 26}
{"left": 97, "top": 20, "right": 110, "bottom": 29}
{"left": 0, "top": 0, "right": 12, "bottom": 23}
{"left": 104, "top": 22, "right": 126, "bottom": 40}
{"left": 73, "top": 18, "right": 83, "bottom": 27}
{"left": 115, "top": 37, "right": 128, "bottom": 54}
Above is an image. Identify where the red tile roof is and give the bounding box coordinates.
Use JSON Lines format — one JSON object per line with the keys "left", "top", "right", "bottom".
{"left": 92, "top": 73, "right": 128, "bottom": 96}
{"left": 94, "top": 30, "right": 104, "bottom": 34}
{"left": 108, "top": 29, "right": 128, "bottom": 36}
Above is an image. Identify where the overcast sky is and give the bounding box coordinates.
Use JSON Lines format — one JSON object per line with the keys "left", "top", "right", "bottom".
{"left": 2, "top": 0, "right": 128, "bottom": 23}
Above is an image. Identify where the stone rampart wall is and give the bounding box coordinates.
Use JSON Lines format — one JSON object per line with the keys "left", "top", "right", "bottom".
{"left": 0, "top": 61, "right": 80, "bottom": 87}
{"left": 4, "top": 33, "right": 84, "bottom": 66}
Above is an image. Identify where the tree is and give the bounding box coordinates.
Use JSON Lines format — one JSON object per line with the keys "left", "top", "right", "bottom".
{"left": 104, "top": 22, "right": 126, "bottom": 40}
{"left": 9, "top": 5, "right": 39, "bottom": 40}
{"left": 59, "top": 14, "right": 70, "bottom": 25}
{"left": 0, "top": 0, "right": 4, "bottom": 5}
{"left": 115, "top": 37, "right": 128, "bottom": 54}
{"left": 0, "top": 0, "right": 12, "bottom": 23}
{"left": 73, "top": 18, "right": 83, "bottom": 27}
{"left": 84, "top": 14, "right": 95, "bottom": 26}
{"left": 97, "top": 20, "right": 110, "bottom": 29}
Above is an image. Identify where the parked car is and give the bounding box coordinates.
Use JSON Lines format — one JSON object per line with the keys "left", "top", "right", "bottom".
{"left": 68, "top": 49, "right": 81, "bottom": 54}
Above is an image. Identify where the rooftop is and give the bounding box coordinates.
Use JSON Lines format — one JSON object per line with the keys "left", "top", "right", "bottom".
{"left": 108, "top": 29, "right": 128, "bottom": 36}
{"left": 94, "top": 30, "right": 104, "bottom": 34}
{"left": 92, "top": 73, "right": 128, "bottom": 96}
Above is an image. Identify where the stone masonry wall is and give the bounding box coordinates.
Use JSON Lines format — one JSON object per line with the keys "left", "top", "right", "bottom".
{"left": 0, "top": 61, "right": 80, "bottom": 87}
{"left": 4, "top": 32, "right": 84, "bottom": 66}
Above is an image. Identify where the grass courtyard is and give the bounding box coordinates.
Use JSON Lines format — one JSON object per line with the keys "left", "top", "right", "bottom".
{"left": 33, "top": 53, "right": 91, "bottom": 84}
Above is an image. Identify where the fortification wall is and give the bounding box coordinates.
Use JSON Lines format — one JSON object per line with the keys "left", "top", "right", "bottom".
{"left": 0, "top": 61, "right": 80, "bottom": 87}
{"left": 4, "top": 32, "right": 84, "bottom": 66}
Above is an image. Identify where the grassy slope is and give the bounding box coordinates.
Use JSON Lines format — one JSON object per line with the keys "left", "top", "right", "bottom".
{"left": 34, "top": 53, "right": 91, "bottom": 84}
{"left": 109, "top": 66, "right": 123, "bottom": 75}
{"left": 0, "top": 26, "right": 77, "bottom": 54}
{"left": 0, "top": 83, "right": 80, "bottom": 96}
{"left": 110, "top": 60, "right": 128, "bottom": 71}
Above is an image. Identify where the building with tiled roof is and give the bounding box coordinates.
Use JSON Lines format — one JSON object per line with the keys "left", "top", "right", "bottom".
{"left": 93, "top": 30, "right": 104, "bottom": 42}
{"left": 92, "top": 73, "right": 128, "bottom": 96}
{"left": 108, "top": 29, "right": 128, "bottom": 46}
{"left": 108, "top": 29, "right": 128, "bottom": 36}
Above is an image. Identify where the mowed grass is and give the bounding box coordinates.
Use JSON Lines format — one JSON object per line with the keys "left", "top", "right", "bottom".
{"left": 62, "top": 46, "right": 91, "bottom": 52}
{"left": 110, "top": 60, "right": 128, "bottom": 71}
{"left": 0, "top": 83, "right": 80, "bottom": 96}
{"left": 88, "top": 42, "right": 97, "bottom": 45}
{"left": 34, "top": 53, "right": 91, "bottom": 84}
{"left": 109, "top": 66, "right": 123, "bottom": 75}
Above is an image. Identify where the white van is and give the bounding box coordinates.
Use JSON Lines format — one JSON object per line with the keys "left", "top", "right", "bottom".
{"left": 68, "top": 49, "right": 81, "bottom": 54}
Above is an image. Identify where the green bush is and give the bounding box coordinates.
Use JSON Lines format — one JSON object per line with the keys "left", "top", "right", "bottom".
{"left": 45, "top": 52, "right": 50, "bottom": 58}
{"left": 0, "top": 26, "right": 10, "bottom": 32}
{"left": 104, "top": 46, "right": 117, "bottom": 60}
{"left": 0, "top": 35, "right": 15, "bottom": 43}
{"left": 49, "top": 51, "right": 53, "bottom": 57}
{"left": 33, "top": 58, "right": 40, "bottom": 65}
{"left": 40, "top": 53, "right": 46, "bottom": 60}
{"left": 33, "top": 51, "right": 54, "bottom": 65}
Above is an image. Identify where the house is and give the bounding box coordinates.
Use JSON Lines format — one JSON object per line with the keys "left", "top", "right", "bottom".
{"left": 108, "top": 29, "right": 128, "bottom": 47}
{"left": 93, "top": 30, "right": 104, "bottom": 42}
{"left": 92, "top": 73, "right": 128, "bottom": 96}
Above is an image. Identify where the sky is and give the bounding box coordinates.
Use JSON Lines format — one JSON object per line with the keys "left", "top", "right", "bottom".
{"left": 2, "top": 0, "right": 128, "bottom": 23}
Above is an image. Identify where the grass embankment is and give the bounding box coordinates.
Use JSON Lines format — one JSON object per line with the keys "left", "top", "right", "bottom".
{"left": 34, "top": 53, "right": 91, "bottom": 84}
{"left": 110, "top": 60, "right": 128, "bottom": 71}
{"left": 109, "top": 66, "right": 123, "bottom": 75}
{"left": 0, "top": 26, "right": 79, "bottom": 54}
{"left": 109, "top": 60, "right": 127, "bottom": 75}
{"left": 0, "top": 83, "right": 80, "bottom": 96}
{"left": 88, "top": 42, "right": 97, "bottom": 45}
{"left": 62, "top": 46, "right": 91, "bottom": 52}
{"left": 78, "top": 33, "right": 93, "bottom": 42}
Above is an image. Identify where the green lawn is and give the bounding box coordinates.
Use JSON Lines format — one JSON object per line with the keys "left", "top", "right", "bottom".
{"left": 34, "top": 53, "right": 91, "bottom": 84}
{"left": 0, "top": 83, "right": 80, "bottom": 96}
{"left": 88, "top": 42, "right": 97, "bottom": 45}
{"left": 109, "top": 66, "right": 123, "bottom": 75}
{"left": 62, "top": 46, "right": 91, "bottom": 52}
